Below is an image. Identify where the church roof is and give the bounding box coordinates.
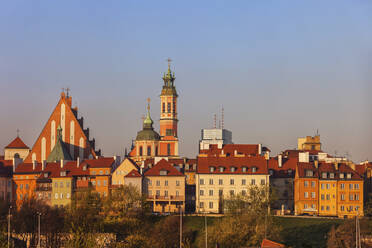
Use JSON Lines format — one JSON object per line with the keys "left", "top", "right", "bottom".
{"left": 46, "top": 126, "right": 72, "bottom": 162}
{"left": 5, "top": 137, "right": 29, "bottom": 149}
{"left": 136, "top": 101, "right": 160, "bottom": 141}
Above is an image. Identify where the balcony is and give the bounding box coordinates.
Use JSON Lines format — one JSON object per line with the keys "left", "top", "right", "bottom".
{"left": 147, "top": 195, "right": 185, "bottom": 201}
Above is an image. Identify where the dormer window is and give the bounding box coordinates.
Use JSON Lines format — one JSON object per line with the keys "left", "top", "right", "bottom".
{"left": 83, "top": 165, "right": 87, "bottom": 171}
{"left": 242, "top": 167, "right": 247, "bottom": 173}
{"left": 210, "top": 167, "right": 215, "bottom": 173}
{"left": 44, "top": 173, "right": 48, "bottom": 178}
{"left": 219, "top": 167, "right": 224, "bottom": 172}
{"left": 252, "top": 167, "right": 257, "bottom": 173}
{"left": 347, "top": 173, "right": 351, "bottom": 179}
{"left": 339, "top": 173, "right": 344, "bottom": 179}
{"left": 269, "top": 169, "right": 274, "bottom": 176}
{"left": 305, "top": 170, "right": 313, "bottom": 177}
{"left": 330, "top": 173, "right": 334, "bottom": 179}
{"left": 160, "top": 170, "right": 168, "bottom": 176}
{"left": 60, "top": 171, "right": 66, "bottom": 177}
{"left": 322, "top": 172, "right": 327, "bottom": 179}
{"left": 231, "top": 167, "right": 236, "bottom": 172}
{"left": 288, "top": 169, "right": 293, "bottom": 175}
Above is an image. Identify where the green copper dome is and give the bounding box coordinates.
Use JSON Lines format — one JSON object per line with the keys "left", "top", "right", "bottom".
{"left": 136, "top": 101, "right": 160, "bottom": 141}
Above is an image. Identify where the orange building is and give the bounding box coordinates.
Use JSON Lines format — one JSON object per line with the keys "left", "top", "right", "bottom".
{"left": 294, "top": 163, "right": 319, "bottom": 215}
{"left": 25, "top": 91, "right": 100, "bottom": 163}
{"left": 129, "top": 62, "right": 179, "bottom": 162}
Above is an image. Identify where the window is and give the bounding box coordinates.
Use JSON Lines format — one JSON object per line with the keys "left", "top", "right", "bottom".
{"left": 326, "top": 194, "right": 330, "bottom": 200}
{"left": 97, "top": 180, "right": 101, "bottom": 186}
{"left": 200, "top": 190, "right": 204, "bottom": 196}
{"left": 156, "top": 190, "right": 160, "bottom": 196}
{"left": 312, "top": 192, "right": 316, "bottom": 199}
{"left": 92, "top": 181, "right": 96, "bottom": 186}
{"left": 162, "top": 102, "right": 165, "bottom": 113}
{"left": 251, "top": 179, "right": 256, "bottom": 185}
{"left": 230, "top": 179, "right": 234, "bottom": 185}
{"left": 347, "top": 173, "right": 351, "bottom": 179}
{"left": 60, "top": 193, "right": 63, "bottom": 199}
{"left": 349, "top": 184, "right": 353, "bottom": 190}
{"left": 261, "top": 179, "right": 265, "bottom": 185}
{"left": 350, "top": 206, "right": 353, "bottom": 211}
{"left": 209, "top": 202, "right": 213, "bottom": 209}
{"left": 321, "top": 183, "right": 325, "bottom": 189}
{"left": 106, "top": 170, "right": 109, "bottom": 175}
{"left": 160, "top": 170, "right": 168, "bottom": 176}
{"left": 167, "top": 144, "right": 171, "bottom": 155}
{"left": 176, "top": 190, "right": 179, "bottom": 196}
{"left": 231, "top": 167, "right": 236, "bottom": 172}
{"left": 60, "top": 171, "right": 66, "bottom": 177}
{"left": 311, "top": 181, "right": 315, "bottom": 188}
{"left": 349, "top": 194, "right": 354, "bottom": 200}
{"left": 219, "top": 167, "right": 224, "bottom": 172}
{"left": 326, "top": 206, "right": 330, "bottom": 211}
{"left": 92, "top": 171, "right": 96, "bottom": 175}
{"left": 355, "top": 184, "right": 359, "bottom": 190}
{"left": 311, "top": 204, "right": 316, "bottom": 209}
{"left": 156, "top": 180, "right": 160, "bottom": 186}
{"left": 341, "top": 206, "right": 345, "bottom": 211}
{"left": 242, "top": 190, "right": 246, "bottom": 196}
{"left": 321, "top": 194, "right": 325, "bottom": 200}
{"left": 20, "top": 184, "right": 23, "bottom": 190}
{"left": 242, "top": 179, "right": 246, "bottom": 185}
{"left": 230, "top": 190, "right": 234, "bottom": 196}
{"left": 330, "top": 173, "right": 334, "bottom": 179}
{"left": 218, "top": 179, "right": 223, "bottom": 185}
{"left": 60, "top": 182, "right": 63, "bottom": 188}
{"left": 209, "top": 190, "right": 213, "bottom": 196}
{"left": 173, "top": 102, "right": 176, "bottom": 113}
{"left": 200, "top": 202, "right": 204, "bottom": 209}
{"left": 242, "top": 167, "right": 247, "bottom": 173}
{"left": 164, "top": 191, "right": 168, "bottom": 197}
{"left": 209, "top": 179, "right": 213, "bottom": 185}
{"left": 25, "top": 184, "right": 29, "bottom": 189}
{"left": 321, "top": 206, "right": 324, "bottom": 211}
{"left": 139, "top": 146, "right": 143, "bottom": 156}
{"left": 340, "top": 173, "right": 344, "bottom": 179}
{"left": 355, "top": 194, "right": 359, "bottom": 200}
{"left": 147, "top": 146, "right": 151, "bottom": 156}
{"left": 55, "top": 193, "right": 58, "bottom": 199}
{"left": 304, "top": 204, "right": 308, "bottom": 209}
{"left": 148, "top": 180, "right": 152, "bottom": 186}
{"left": 210, "top": 167, "right": 215, "bottom": 172}
{"left": 304, "top": 192, "right": 309, "bottom": 198}
{"left": 99, "top": 170, "right": 103, "bottom": 175}
{"left": 322, "top": 172, "right": 327, "bottom": 178}
{"left": 67, "top": 193, "right": 70, "bottom": 199}
{"left": 326, "top": 184, "right": 330, "bottom": 189}
{"left": 219, "top": 189, "right": 223, "bottom": 196}
{"left": 66, "top": 182, "right": 70, "bottom": 188}
{"left": 148, "top": 190, "right": 152, "bottom": 196}
{"left": 165, "top": 180, "right": 168, "bottom": 186}
{"left": 252, "top": 167, "right": 257, "bottom": 173}
{"left": 167, "top": 102, "right": 171, "bottom": 113}
{"left": 103, "top": 180, "right": 107, "bottom": 186}
{"left": 176, "top": 180, "right": 180, "bottom": 186}
{"left": 305, "top": 170, "right": 313, "bottom": 177}
{"left": 341, "top": 183, "right": 345, "bottom": 189}
{"left": 304, "top": 181, "right": 309, "bottom": 187}
{"left": 200, "top": 179, "right": 204, "bottom": 185}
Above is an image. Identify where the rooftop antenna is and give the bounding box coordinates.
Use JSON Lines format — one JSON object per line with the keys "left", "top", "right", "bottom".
{"left": 214, "top": 114, "right": 217, "bottom": 129}
{"left": 316, "top": 129, "right": 319, "bottom": 136}
{"left": 66, "top": 87, "right": 70, "bottom": 97}
{"left": 334, "top": 150, "right": 338, "bottom": 158}
{"left": 221, "top": 105, "right": 224, "bottom": 129}
{"left": 16, "top": 129, "right": 20, "bottom": 137}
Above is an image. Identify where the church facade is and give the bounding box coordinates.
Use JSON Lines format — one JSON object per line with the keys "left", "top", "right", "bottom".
{"left": 129, "top": 63, "right": 179, "bottom": 162}
{"left": 25, "top": 91, "right": 100, "bottom": 163}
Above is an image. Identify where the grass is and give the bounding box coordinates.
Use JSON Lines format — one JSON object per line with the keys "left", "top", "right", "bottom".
{"left": 182, "top": 215, "right": 344, "bottom": 248}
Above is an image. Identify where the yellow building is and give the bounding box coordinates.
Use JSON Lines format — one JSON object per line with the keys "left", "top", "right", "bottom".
{"left": 51, "top": 177, "right": 73, "bottom": 207}
{"left": 112, "top": 157, "right": 138, "bottom": 186}
{"left": 318, "top": 163, "right": 337, "bottom": 216}
{"left": 297, "top": 135, "right": 321, "bottom": 151}
{"left": 144, "top": 159, "right": 185, "bottom": 213}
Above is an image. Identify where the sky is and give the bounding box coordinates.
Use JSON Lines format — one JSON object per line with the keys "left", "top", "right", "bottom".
{"left": 0, "top": 1, "right": 371, "bottom": 162}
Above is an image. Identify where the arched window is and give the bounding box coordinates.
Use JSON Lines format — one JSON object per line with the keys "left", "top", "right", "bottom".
{"left": 167, "top": 144, "right": 171, "bottom": 156}
{"left": 173, "top": 101, "right": 176, "bottom": 113}
{"left": 147, "top": 146, "right": 151, "bottom": 156}
{"left": 155, "top": 146, "right": 158, "bottom": 156}
{"left": 162, "top": 103, "right": 166, "bottom": 113}
{"left": 139, "top": 146, "right": 143, "bottom": 156}
{"left": 167, "top": 103, "right": 171, "bottom": 113}
{"left": 14, "top": 153, "right": 20, "bottom": 159}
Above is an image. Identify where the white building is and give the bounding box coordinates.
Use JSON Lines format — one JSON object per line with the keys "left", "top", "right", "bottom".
{"left": 199, "top": 128, "right": 232, "bottom": 151}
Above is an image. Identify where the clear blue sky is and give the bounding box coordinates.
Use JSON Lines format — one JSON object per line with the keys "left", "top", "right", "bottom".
{"left": 1, "top": 1, "right": 371, "bottom": 162}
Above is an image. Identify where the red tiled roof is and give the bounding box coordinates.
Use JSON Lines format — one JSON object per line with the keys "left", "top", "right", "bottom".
{"left": 5, "top": 137, "right": 29, "bottom": 149}
{"left": 125, "top": 169, "right": 141, "bottom": 178}
{"left": 200, "top": 144, "right": 260, "bottom": 156}
{"left": 15, "top": 161, "right": 90, "bottom": 178}
{"left": 338, "top": 164, "right": 363, "bottom": 180}
{"left": 296, "top": 162, "right": 319, "bottom": 178}
{"left": 261, "top": 239, "right": 285, "bottom": 248}
{"left": 268, "top": 157, "right": 297, "bottom": 178}
{"left": 197, "top": 155, "right": 268, "bottom": 174}
{"left": 144, "top": 159, "right": 184, "bottom": 176}
{"left": 143, "top": 157, "right": 197, "bottom": 171}
{"left": 82, "top": 157, "right": 114, "bottom": 168}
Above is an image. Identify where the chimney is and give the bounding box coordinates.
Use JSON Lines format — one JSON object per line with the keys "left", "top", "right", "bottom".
{"left": 350, "top": 163, "right": 356, "bottom": 171}
{"left": 60, "top": 160, "right": 64, "bottom": 168}
{"left": 77, "top": 157, "right": 80, "bottom": 168}
{"left": 32, "top": 160, "right": 36, "bottom": 170}
{"left": 140, "top": 165, "right": 144, "bottom": 175}
{"left": 278, "top": 155, "right": 283, "bottom": 168}
{"left": 333, "top": 162, "right": 338, "bottom": 170}
{"left": 258, "top": 144, "right": 262, "bottom": 155}
{"left": 234, "top": 150, "right": 237, "bottom": 156}
{"left": 221, "top": 149, "right": 224, "bottom": 155}
{"left": 314, "top": 160, "right": 318, "bottom": 169}
{"left": 42, "top": 160, "right": 46, "bottom": 171}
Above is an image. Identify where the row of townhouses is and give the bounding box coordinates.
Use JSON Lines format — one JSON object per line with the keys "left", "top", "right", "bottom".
{"left": 1, "top": 64, "right": 371, "bottom": 218}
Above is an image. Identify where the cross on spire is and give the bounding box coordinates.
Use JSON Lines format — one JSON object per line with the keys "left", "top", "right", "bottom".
{"left": 167, "top": 57, "right": 172, "bottom": 69}
{"left": 147, "top": 97, "right": 151, "bottom": 111}
{"left": 66, "top": 87, "right": 70, "bottom": 97}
